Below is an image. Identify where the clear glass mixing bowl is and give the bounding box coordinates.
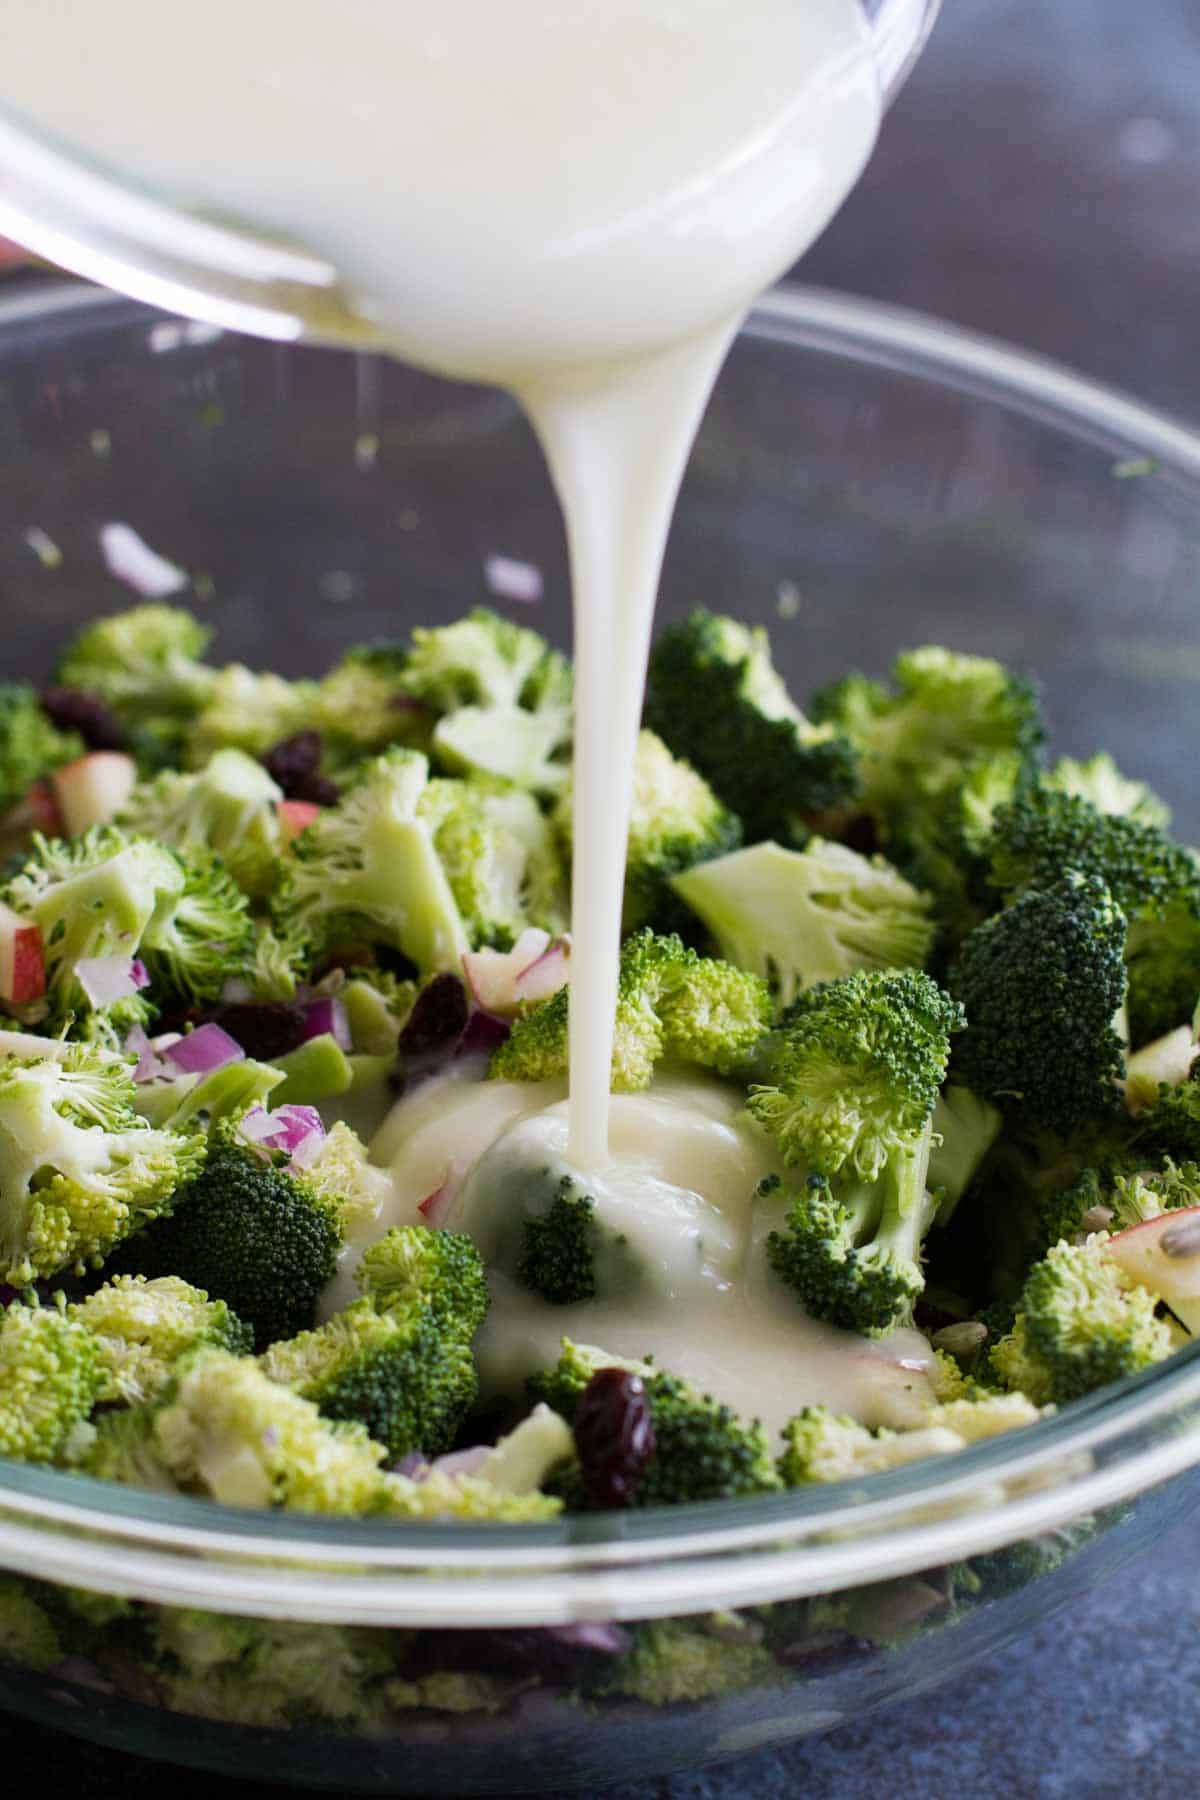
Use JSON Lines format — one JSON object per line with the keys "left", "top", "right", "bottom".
{"left": 1, "top": 279, "right": 1200, "bottom": 1791}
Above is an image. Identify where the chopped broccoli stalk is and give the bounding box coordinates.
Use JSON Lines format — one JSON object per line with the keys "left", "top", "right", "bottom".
{"left": 89, "top": 1347, "right": 390, "bottom": 1512}
{"left": 272, "top": 748, "right": 468, "bottom": 975}
{"left": 472, "top": 1402, "right": 574, "bottom": 1494}
{"left": 0, "top": 1576, "right": 62, "bottom": 1672}
{"left": 131, "top": 1058, "right": 285, "bottom": 1132}
{"left": 116, "top": 749, "right": 285, "bottom": 898}
{"left": 987, "top": 788, "right": 1200, "bottom": 1048}
{"left": 270, "top": 1033, "right": 354, "bottom": 1106}
{"left": 671, "top": 838, "right": 935, "bottom": 1006}
{"left": 948, "top": 869, "right": 1129, "bottom": 1133}
{"left": 0, "top": 1044, "right": 206, "bottom": 1285}
{"left": 69, "top": 1275, "right": 252, "bottom": 1407}
{"left": 418, "top": 774, "right": 567, "bottom": 948}
{"left": 355, "top": 1225, "right": 490, "bottom": 1341}
{"left": 341, "top": 970, "right": 417, "bottom": 1055}
{"left": 56, "top": 603, "right": 216, "bottom": 750}
{"left": 259, "top": 1295, "right": 477, "bottom": 1460}
{"left": 398, "top": 608, "right": 572, "bottom": 796}
{"left": 601, "top": 1617, "right": 778, "bottom": 1706}
{"left": 186, "top": 666, "right": 321, "bottom": 769}
{"left": 0, "top": 684, "right": 84, "bottom": 815}
{"left": 528, "top": 1340, "right": 781, "bottom": 1506}
{"left": 0, "top": 1300, "right": 103, "bottom": 1463}
{"left": 491, "top": 928, "right": 772, "bottom": 1090}
{"left": 108, "top": 1119, "right": 346, "bottom": 1349}
{"left": 990, "top": 1236, "right": 1176, "bottom": 1404}
{"left": 555, "top": 728, "right": 741, "bottom": 933}
{"left": 644, "top": 610, "right": 859, "bottom": 845}
{"left": 1046, "top": 750, "right": 1171, "bottom": 830}
{"left": 811, "top": 645, "right": 1044, "bottom": 834}
{"left": 928, "top": 1086, "right": 1003, "bottom": 1223}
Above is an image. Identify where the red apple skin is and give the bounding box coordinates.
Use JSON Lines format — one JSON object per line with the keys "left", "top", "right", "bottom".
{"left": 278, "top": 800, "right": 322, "bottom": 846}
{"left": 0, "top": 904, "right": 45, "bottom": 1004}
{"left": 1105, "top": 1206, "right": 1200, "bottom": 1336}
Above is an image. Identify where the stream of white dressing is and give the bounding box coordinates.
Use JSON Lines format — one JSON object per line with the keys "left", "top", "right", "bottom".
{"left": 4, "top": 0, "right": 920, "bottom": 1424}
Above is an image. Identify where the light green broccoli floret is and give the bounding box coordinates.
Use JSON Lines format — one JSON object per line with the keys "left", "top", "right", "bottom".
{"left": 356, "top": 1224, "right": 490, "bottom": 1340}
{"left": 398, "top": 608, "right": 572, "bottom": 796}
{"left": 0, "top": 1576, "right": 62, "bottom": 1672}
{"left": 418, "top": 774, "right": 567, "bottom": 948}
{"left": 555, "top": 728, "right": 742, "bottom": 933}
{"left": 272, "top": 748, "right": 468, "bottom": 975}
{"left": 601, "top": 1618, "right": 778, "bottom": 1707}
{"left": 244, "top": 920, "right": 306, "bottom": 1003}
{"left": 116, "top": 749, "right": 285, "bottom": 898}
{"left": 56, "top": 603, "right": 216, "bottom": 741}
{"left": 777, "top": 1393, "right": 1041, "bottom": 1486}
{"left": 151, "top": 1607, "right": 394, "bottom": 1728}
{"left": 315, "top": 641, "right": 431, "bottom": 763}
{"left": 0, "top": 1300, "right": 103, "bottom": 1463}
{"left": 68, "top": 1275, "right": 252, "bottom": 1407}
{"left": 1046, "top": 750, "right": 1171, "bottom": 830}
{"left": 0, "top": 684, "right": 83, "bottom": 815}
{"left": 186, "top": 665, "right": 320, "bottom": 768}
{"left": 137, "top": 849, "right": 254, "bottom": 1006}
{"left": 490, "top": 929, "right": 772, "bottom": 1091}
{"left": 0, "top": 1044, "right": 206, "bottom": 1285}
{"left": 300, "top": 1120, "right": 392, "bottom": 1239}
{"left": 671, "top": 838, "right": 936, "bottom": 1007}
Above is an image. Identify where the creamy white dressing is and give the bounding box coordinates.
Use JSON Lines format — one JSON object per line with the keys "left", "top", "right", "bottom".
{"left": 4, "top": 2, "right": 909, "bottom": 1429}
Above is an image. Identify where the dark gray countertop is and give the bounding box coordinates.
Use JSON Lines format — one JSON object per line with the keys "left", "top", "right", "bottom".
{"left": 3, "top": 0, "right": 1200, "bottom": 1792}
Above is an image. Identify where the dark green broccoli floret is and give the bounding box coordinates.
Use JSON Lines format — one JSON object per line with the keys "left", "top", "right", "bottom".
{"left": 948, "top": 869, "right": 1128, "bottom": 1134}
{"left": 491, "top": 928, "right": 772, "bottom": 1090}
{"left": 886, "top": 750, "right": 1030, "bottom": 951}
{"left": 990, "top": 1236, "right": 1175, "bottom": 1405}
{"left": 356, "top": 1225, "right": 490, "bottom": 1341}
{"left": 109, "top": 1121, "right": 347, "bottom": 1349}
{"left": 0, "top": 1299, "right": 103, "bottom": 1463}
{"left": 0, "top": 685, "right": 84, "bottom": 816}
{"left": 644, "top": 610, "right": 858, "bottom": 845}
{"left": 516, "top": 1174, "right": 599, "bottom": 1305}
{"left": 987, "top": 788, "right": 1200, "bottom": 1047}
{"left": 259, "top": 1296, "right": 478, "bottom": 1461}
{"left": 528, "top": 1340, "right": 781, "bottom": 1507}
{"left": 671, "top": 837, "right": 935, "bottom": 1007}
{"left": 763, "top": 1169, "right": 933, "bottom": 1336}
{"left": 600, "top": 1617, "right": 778, "bottom": 1706}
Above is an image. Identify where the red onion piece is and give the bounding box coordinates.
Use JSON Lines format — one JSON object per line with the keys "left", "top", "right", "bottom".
{"left": 74, "top": 954, "right": 146, "bottom": 1007}
{"left": 237, "top": 1105, "right": 279, "bottom": 1145}
{"left": 270, "top": 1104, "right": 326, "bottom": 1160}
{"left": 301, "top": 995, "right": 351, "bottom": 1051}
{"left": 129, "top": 959, "right": 149, "bottom": 990}
{"left": 123, "top": 1023, "right": 168, "bottom": 1084}
{"left": 163, "top": 1023, "right": 245, "bottom": 1075}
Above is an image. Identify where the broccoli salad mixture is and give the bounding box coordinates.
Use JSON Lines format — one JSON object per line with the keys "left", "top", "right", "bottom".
{"left": 0, "top": 599, "right": 1198, "bottom": 1525}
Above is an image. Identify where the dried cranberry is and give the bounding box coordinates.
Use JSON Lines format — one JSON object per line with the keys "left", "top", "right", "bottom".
{"left": 263, "top": 730, "right": 322, "bottom": 792}
{"left": 573, "top": 1368, "right": 656, "bottom": 1509}
{"left": 40, "top": 685, "right": 127, "bottom": 751}
{"left": 399, "top": 974, "right": 468, "bottom": 1059}
{"left": 293, "top": 770, "right": 341, "bottom": 806}
{"left": 201, "top": 1001, "right": 309, "bottom": 1062}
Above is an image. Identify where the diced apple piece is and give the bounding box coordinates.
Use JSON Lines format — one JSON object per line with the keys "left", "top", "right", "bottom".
{"left": 278, "top": 799, "right": 322, "bottom": 846}
{"left": 0, "top": 902, "right": 45, "bottom": 1004}
{"left": 1105, "top": 1208, "right": 1200, "bottom": 1334}
{"left": 1123, "top": 1025, "right": 1198, "bottom": 1114}
{"left": 462, "top": 929, "right": 556, "bottom": 1016}
{"left": 50, "top": 751, "right": 137, "bottom": 835}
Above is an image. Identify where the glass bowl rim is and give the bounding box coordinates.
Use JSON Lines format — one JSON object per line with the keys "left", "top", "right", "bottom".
{"left": 1, "top": 278, "right": 1199, "bottom": 1625}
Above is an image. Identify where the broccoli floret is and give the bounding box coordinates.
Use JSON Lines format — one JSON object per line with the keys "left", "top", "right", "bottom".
{"left": 778, "top": 1392, "right": 1040, "bottom": 1486}
{"left": 109, "top": 1120, "right": 346, "bottom": 1349}
{"left": 315, "top": 642, "right": 431, "bottom": 763}
{"left": 1109, "top": 1160, "right": 1200, "bottom": 1229}
{"left": 356, "top": 1224, "right": 490, "bottom": 1340}
{"left": 418, "top": 774, "right": 567, "bottom": 948}
{"left": 138, "top": 849, "right": 254, "bottom": 1007}
{"left": 671, "top": 838, "right": 935, "bottom": 1006}
{"left": 68, "top": 1274, "right": 252, "bottom": 1407}
{"left": 116, "top": 750, "right": 285, "bottom": 899}
{"left": 948, "top": 869, "right": 1128, "bottom": 1133}
{"left": 988, "top": 789, "right": 1200, "bottom": 1047}
{"left": 89, "top": 1347, "right": 390, "bottom": 1512}
{"left": 1046, "top": 751, "right": 1171, "bottom": 830}
{"left": 644, "top": 610, "right": 859, "bottom": 845}
{"left": 555, "top": 728, "right": 741, "bottom": 934}
{"left": 601, "top": 1617, "right": 778, "bottom": 1707}
{"left": 0, "top": 685, "right": 84, "bottom": 815}
{"left": 397, "top": 608, "right": 572, "bottom": 797}
{"left": 271, "top": 748, "right": 468, "bottom": 976}
{"left": 0, "top": 1300, "right": 103, "bottom": 1463}
{"left": 528, "top": 1340, "right": 781, "bottom": 1506}
{"left": 0, "top": 1576, "right": 62, "bottom": 1672}
{"left": 928, "top": 1086, "right": 1003, "bottom": 1223}
{"left": 811, "top": 646, "right": 1044, "bottom": 834}
{"left": 516, "top": 1172, "right": 600, "bottom": 1305}
{"left": 56, "top": 604, "right": 216, "bottom": 751}
{"left": 300, "top": 1120, "right": 392, "bottom": 1240}
{"left": 763, "top": 1168, "right": 934, "bottom": 1336}
{"left": 151, "top": 1607, "right": 394, "bottom": 1729}
{"left": 259, "top": 1295, "right": 477, "bottom": 1460}
{"left": 886, "top": 750, "right": 1029, "bottom": 950}
{"left": 380, "top": 1406, "right": 568, "bottom": 1521}
{"left": 990, "top": 1236, "right": 1176, "bottom": 1405}
{"left": 186, "top": 665, "right": 321, "bottom": 769}
{"left": 244, "top": 920, "right": 306, "bottom": 1003}
{"left": 4, "top": 828, "right": 184, "bottom": 1029}
{"left": 491, "top": 928, "right": 772, "bottom": 1090}
{"left": 0, "top": 1043, "right": 206, "bottom": 1285}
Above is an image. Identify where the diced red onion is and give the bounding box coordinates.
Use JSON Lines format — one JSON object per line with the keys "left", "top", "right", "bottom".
{"left": 74, "top": 954, "right": 147, "bottom": 1007}
{"left": 545, "top": 1622, "right": 632, "bottom": 1655}
{"left": 428, "top": 1445, "right": 491, "bottom": 1480}
{"left": 123, "top": 1023, "right": 168, "bottom": 1084}
{"left": 392, "top": 1452, "right": 427, "bottom": 1479}
{"left": 514, "top": 939, "right": 570, "bottom": 1004}
{"left": 301, "top": 995, "right": 351, "bottom": 1051}
{"left": 163, "top": 1022, "right": 245, "bottom": 1075}
{"left": 237, "top": 1105, "right": 279, "bottom": 1145}
{"left": 130, "top": 959, "right": 149, "bottom": 990}
{"left": 236, "top": 1101, "right": 325, "bottom": 1165}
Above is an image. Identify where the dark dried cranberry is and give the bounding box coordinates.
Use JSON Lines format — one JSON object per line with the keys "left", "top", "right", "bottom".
{"left": 40, "top": 685, "right": 127, "bottom": 751}
{"left": 292, "top": 770, "right": 341, "bottom": 806}
{"left": 573, "top": 1368, "right": 656, "bottom": 1509}
{"left": 263, "top": 730, "right": 323, "bottom": 793}
{"left": 201, "top": 1001, "right": 309, "bottom": 1062}
{"left": 398, "top": 974, "right": 468, "bottom": 1059}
